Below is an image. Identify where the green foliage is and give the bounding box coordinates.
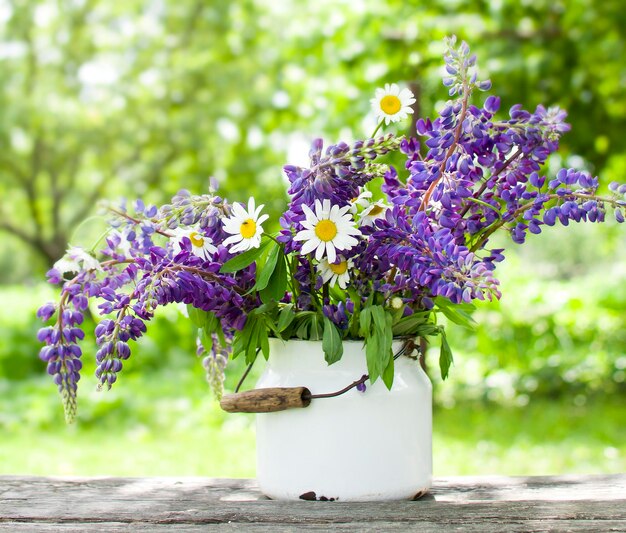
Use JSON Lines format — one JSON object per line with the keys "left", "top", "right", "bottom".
{"left": 322, "top": 315, "right": 343, "bottom": 365}
{"left": 439, "top": 329, "right": 454, "bottom": 380}
{"left": 259, "top": 245, "right": 288, "bottom": 304}
{"left": 220, "top": 239, "right": 272, "bottom": 273}
{"left": 359, "top": 305, "right": 393, "bottom": 385}
{"left": 253, "top": 242, "right": 282, "bottom": 292}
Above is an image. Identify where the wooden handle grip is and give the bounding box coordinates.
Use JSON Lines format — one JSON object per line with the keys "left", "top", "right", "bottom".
{"left": 220, "top": 387, "right": 312, "bottom": 413}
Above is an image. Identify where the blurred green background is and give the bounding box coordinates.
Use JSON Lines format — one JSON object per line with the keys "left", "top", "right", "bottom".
{"left": 1, "top": 0, "right": 624, "bottom": 477}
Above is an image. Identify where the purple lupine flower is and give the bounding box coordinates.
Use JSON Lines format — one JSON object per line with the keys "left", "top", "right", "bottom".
{"left": 37, "top": 282, "right": 86, "bottom": 423}
{"left": 323, "top": 302, "right": 349, "bottom": 330}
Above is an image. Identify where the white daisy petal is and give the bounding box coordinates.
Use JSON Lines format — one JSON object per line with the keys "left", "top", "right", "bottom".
{"left": 231, "top": 202, "right": 247, "bottom": 219}
{"left": 293, "top": 229, "right": 316, "bottom": 242}
{"left": 302, "top": 203, "right": 317, "bottom": 224}
{"left": 326, "top": 242, "right": 336, "bottom": 264}
{"left": 229, "top": 241, "right": 247, "bottom": 254}
{"left": 223, "top": 234, "right": 242, "bottom": 246}
{"left": 300, "top": 238, "right": 320, "bottom": 255}
{"left": 315, "top": 242, "right": 326, "bottom": 261}
{"left": 222, "top": 220, "right": 241, "bottom": 234}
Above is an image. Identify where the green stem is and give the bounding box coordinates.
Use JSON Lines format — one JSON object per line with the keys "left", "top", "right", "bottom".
{"left": 308, "top": 260, "right": 322, "bottom": 310}
{"left": 289, "top": 254, "right": 301, "bottom": 308}
{"left": 88, "top": 228, "right": 115, "bottom": 255}
{"left": 370, "top": 119, "right": 385, "bottom": 139}
{"left": 68, "top": 215, "right": 106, "bottom": 245}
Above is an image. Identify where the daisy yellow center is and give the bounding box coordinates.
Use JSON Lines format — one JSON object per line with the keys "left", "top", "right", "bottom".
{"left": 380, "top": 95, "right": 402, "bottom": 115}
{"left": 329, "top": 260, "right": 348, "bottom": 275}
{"left": 314, "top": 219, "right": 338, "bottom": 242}
{"left": 240, "top": 218, "right": 257, "bottom": 239}
{"left": 368, "top": 205, "right": 384, "bottom": 216}
{"left": 189, "top": 232, "right": 205, "bottom": 247}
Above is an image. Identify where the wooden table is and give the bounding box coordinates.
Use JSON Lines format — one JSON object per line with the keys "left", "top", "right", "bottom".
{"left": 1, "top": 474, "right": 624, "bottom": 531}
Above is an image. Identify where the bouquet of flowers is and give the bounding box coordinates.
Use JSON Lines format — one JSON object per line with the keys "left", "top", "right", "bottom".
{"left": 37, "top": 37, "right": 626, "bottom": 422}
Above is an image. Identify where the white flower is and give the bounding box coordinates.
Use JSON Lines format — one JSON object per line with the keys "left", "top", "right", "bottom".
{"left": 222, "top": 197, "right": 269, "bottom": 254}
{"left": 359, "top": 199, "right": 388, "bottom": 227}
{"left": 349, "top": 190, "right": 373, "bottom": 215}
{"left": 294, "top": 199, "right": 361, "bottom": 264}
{"left": 171, "top": 227, "right": 217, "bottom": 260}
{"left": 54, "top": 246, "right": 101, "bottom": 274}
{"left": 370, "top": 83, "right": 416, "bottom": 125}
{"left": 317, "top": 256, "right": 353, "bottom": 289}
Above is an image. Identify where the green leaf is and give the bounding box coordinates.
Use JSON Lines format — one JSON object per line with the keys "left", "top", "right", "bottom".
{"left": 370, "top": 305, "right": 387, "bottom": 332}
{"left": 232, "top": 313, "right": 262, "bottom": 365}
{"left": 204, "top": 311, "right": 220, "bottom": 333}
{"left": 381, "top": 353, "right": 394, "bottom": 390}
{"left": 277, "top": 304, "right": 295, "bottom": 332}
{"left": 359, "top": 307, "right": 372, "bottom": 338}
{"left": 376, "top": 307, "right": 393, "bottom": 375}
{"left": 260, "top": 247, "right": 288, "bottom": 304}
{"left": 199, "top": 327, "right": 214, "bottom": 353}
{"left": 254, "top": 242, "right": 281, "bottom": 292}
{"left": 186, "top": 305, "right": 205, "bottom": 328}
{"left": 361, "top": 305, "right": 394, "bottom": 385}
{"left": 439, "top": 328, "right": 454, "bottom": 380}
{"left": 220, "top": 238, "right": 271, "bottom": 273}
{"left": 365, "top": 332, "right": 381, "bottom": 383}
{"left": 391, "top": 312, "right": 430, "bottom": 336}
{"left": 434, "top": 297, "right": 476, "bottom": 330}
{"left": 246, "top": 318, "right": 261, "bottom": 364}
{"left": 296, "top": 316, "right": 312, "bottom": 339}
{"left": 322, "top": 316, "right": 343, "bottom": 365}
{"left": 309, "top": 314, "right": 323, "bottom": 341}
{"left": 258, "top": 326, "right": 270, "bottom": 360}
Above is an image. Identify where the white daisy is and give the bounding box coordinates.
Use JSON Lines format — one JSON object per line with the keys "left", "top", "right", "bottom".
{"left": 222, "top": 197, "right": 269, "bottom": 254}
{"left": 317, "top": 256, "right": 353, "bottom": 289}
{"left": 359, "top": 200, "right": 388, "bottom": 227}
{"left": 171, "top": 227, "right": 217, "bottom": 260}
{"left": 349, "top": 190, "right": 373, "bottom": 215}
{"left": 294, "top": 199, "right": 361, "bottom": 264}
{"left": 54, "top": 246, "right": 102, "bottom": 274}
{"left": 370, "top": 83, "right": 416, "bottom": 125}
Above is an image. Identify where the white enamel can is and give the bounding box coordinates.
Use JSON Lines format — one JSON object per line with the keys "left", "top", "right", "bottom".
{"left": 255, "top": 338, "right": 432, "bottom": 501}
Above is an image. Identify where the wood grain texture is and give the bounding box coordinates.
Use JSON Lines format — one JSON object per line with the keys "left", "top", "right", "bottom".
{"left": 220, "top": 387, "right": 311, "bottom": 413}
{"left": 1, "top": 474, "right": 624, "bottom": 532}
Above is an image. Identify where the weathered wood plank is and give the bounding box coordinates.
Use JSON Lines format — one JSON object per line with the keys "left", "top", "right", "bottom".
{"left": 2, "top": 474, "right": 624, "bottom": 502}
{"left": 0, "top": 475, "right": 624, "bottom": 532}
{"left": 1, "top": 497, "right": 625, "bottom": 523}
{"left": 1, "top": 520, "right": 626, "bottom": 533}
